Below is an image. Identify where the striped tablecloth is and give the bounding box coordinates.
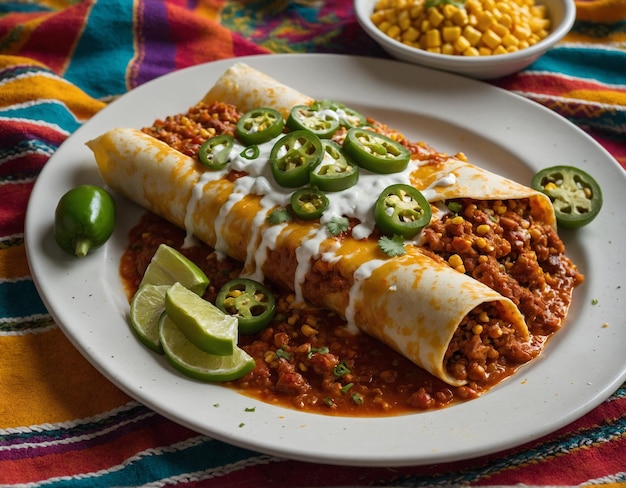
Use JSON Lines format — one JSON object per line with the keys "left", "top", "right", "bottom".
{"left": 1, "top": 1, "right": 625, "bottom": 486}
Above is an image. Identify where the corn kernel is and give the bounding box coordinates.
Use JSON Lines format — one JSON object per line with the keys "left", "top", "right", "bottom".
{"left": 482, "top": 29, "right": 502, "bottom": 49}
{"left": 463, "top": 25, "right": 482, "bottom": 45}
{"left": 448, "top": 254, "right": 464, "bottom": 268}
{"left": 500, "top": 12, "right": 513, "bottom": 28}
{"left": 475, "top": 237, "right": 488, "bottom": 248}
{"left": 387, "top": 24, "right": 401, "bottom": 39}
{"left": 370, "top": 11, "right": 387, "bottom": 25}
{"left": 479, "top": 311, "right": 490, "bottom": 322}
{"left": 454, "top": 35, "right": 471, "bottom": 52}
{"left": 476, "top": 11, "right": 495, "bottom": 31}
{"left": 442, "top": 42, "right": 456, "bottom": 55}
{"left": 463, "top": 46, "right": 480, "bottom": 56}
{"left": 428, "top": 7, "right": 445, "bottom": 27}
{"left": 378, "top": 20, "right": 392, "bottom": 32}
{"left": 426, "top": 28, "right": 442, "bottom": 47}
{"left": 450, "top": 215, "right": 465, "bottom": 225}
{"left": 452, "top": 8, "right": 469, "bottom": 26}
{"left": 493, "top": 44, "right": 508, "bottom": 54}
{"left": 402, "top": 26, "right": 420, "bottom": 42}
{"left": 476, "top": 224, "right": 491, "bottom": 235}
{"left": 491, "top": 23, "right": 509, "bottom": 37}
{"left": 502, "top": 33, "right": 519, "bottom": 47}
{"left": 472, "top": 324, "right": 484, "bottom": 335}
{"left": 530, "top": 17, "right": 549, "bottom": 32}
{"left": 301, "top": 324, "right": 318, "bottom": 337}
{"left": 409, "top": 5, "right": 423, "bottom": 18}
{"left": 443, "top": 25, "right": 462, "bottom": 42}
{"left": 444, "top": 3, "right": 459, "bottom": 18}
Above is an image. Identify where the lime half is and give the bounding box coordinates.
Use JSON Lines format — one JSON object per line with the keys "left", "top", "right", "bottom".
{"left": 165, "top": 282, "right": 238, "bottom": 356}
{"left": 159, "top": 315, "right": 255, "bottom": 382}
{"left": 129, "top": 284, "right": 171, "bottom": 353}
{"left": 140, "top": 244, "right": 209, "bottom": 295}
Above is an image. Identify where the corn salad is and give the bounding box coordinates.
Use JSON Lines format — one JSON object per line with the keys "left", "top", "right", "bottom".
{"left": 371, "top": 0, "right": 551, "bottom": 56}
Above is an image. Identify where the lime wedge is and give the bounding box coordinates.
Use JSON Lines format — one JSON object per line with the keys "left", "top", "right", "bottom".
{"left": 140, "top": 244, "right": 209, "bottom": 295}
{"left": 159, "top": 314, "right": 255, "bottom": 382}
{"left": 165, "top": 282, "right": 238, "bottom": 356}
{"left": 129, "top": 284, "right": 171, "bottom": 353}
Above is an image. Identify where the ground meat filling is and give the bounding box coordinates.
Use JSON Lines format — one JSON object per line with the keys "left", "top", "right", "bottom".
{"left": 444, "top": 302, "right": 536, "bottom": 384}
{"left": 422, "top": 198, "right": 584, "bottom": 337}
{"left": 142, "top": 101, "right": 240, "bottom": 158}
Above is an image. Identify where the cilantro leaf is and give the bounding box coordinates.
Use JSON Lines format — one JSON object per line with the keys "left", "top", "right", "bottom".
{"left": 267, "top": 208, "right": 292, "bottom": 225}
{"left": 378, "top": 235, "right": 406, "bottom": 257}
{"left": 326, "top": 216, "right": 349, "bottom": 236}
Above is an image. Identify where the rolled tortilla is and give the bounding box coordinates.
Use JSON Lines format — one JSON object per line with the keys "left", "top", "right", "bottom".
{"left": 87, "top": 64, "right": 556, "bottom": 386}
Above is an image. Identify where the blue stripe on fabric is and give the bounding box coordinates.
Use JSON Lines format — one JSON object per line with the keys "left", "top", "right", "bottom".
{"left": 0, "top": 280, "right": 48, "bottom": 321}
{"left": 0, "top": 3, "right": 53, "bottom": 13}
{"left": 0, "top": 102, "right": 81, "bottom": 134}
{"left": 43, "top": 438, "right": 264, "bottom": 487}
{"left": 63, "top": 0, "right": 136, "bottom": 99}
{"left": 0, "top": 139, "right": 57, "bottom": 166}
{"left": 528, "top": 46, "right": 626, "bottom": 86}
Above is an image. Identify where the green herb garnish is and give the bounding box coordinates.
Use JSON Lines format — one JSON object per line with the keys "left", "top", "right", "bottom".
{"left": 267, "top": 208, "right": 293, "bottom": 225}
{"left": 378, "top": 234, "right": 406, "bottom": 257}
{"left": 326, "top": 216, "right": 349, "bottom": 236}
{"left": 425, "top": 0, "right": 465, "bottom": 8}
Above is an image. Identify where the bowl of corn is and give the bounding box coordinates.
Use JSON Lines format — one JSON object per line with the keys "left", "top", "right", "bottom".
{"left": 355, "top": 0, "right": 576, "bottom": 79}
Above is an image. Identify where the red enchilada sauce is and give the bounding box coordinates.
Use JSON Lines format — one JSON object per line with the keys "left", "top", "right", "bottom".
{"left": 122, "top": 213, "right": 483, "bottom": 415}
{"left": 118, "top": 101, "right": 584, "bottom": 416}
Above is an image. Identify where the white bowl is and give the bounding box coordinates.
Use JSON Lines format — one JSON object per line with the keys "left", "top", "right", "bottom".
{"left": 355, "top": 0, "right": 576, "bottom": 79}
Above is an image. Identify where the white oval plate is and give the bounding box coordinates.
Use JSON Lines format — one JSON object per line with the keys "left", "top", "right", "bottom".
{"left": 25, "top": 54, "right": 626, "bottom": 467}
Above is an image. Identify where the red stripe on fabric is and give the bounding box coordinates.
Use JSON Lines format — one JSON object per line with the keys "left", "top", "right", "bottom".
{"left": 165, "top": 3, "right": 236, "bottom": 69}
{"left": 0, "top": 153, "right": 48, "bottom": 178}
{"left": 11, "top": 1, "right": 94, "bottom": 76}
{"left": 231, "top": 34, "right": 272, "bottom": 58}
{"left": 474, "top": 434, "right": 626, "bottom": 486}
{"left": 0, "top": 417, "right": 198, "bottom": 484}
{"left": 0, "top": 181, "right": 33, "bottom": 237}
{"left": 0, "top": 121, "right": 67, "bottom": 150}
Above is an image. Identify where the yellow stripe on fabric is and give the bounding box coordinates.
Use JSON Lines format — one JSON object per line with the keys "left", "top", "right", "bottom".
{"left": 575, "top": 0, "right": 626, "bottom": 23}
{"left": 0, "top": 327, "right": 130, "bottom": 428}
{"left": 0, "top": 243, "right": 31, "bottom": 281}
{"left": 0, "top": 73, "right": 104, "bottom": 120}
{"left": 564, "top": 89, "right": 626, "bottom": 106}
{"left": 37, "top": 0, "right": 81, "bottom": 10}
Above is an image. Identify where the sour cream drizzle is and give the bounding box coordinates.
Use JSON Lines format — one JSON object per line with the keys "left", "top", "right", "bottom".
{"left": 183, "top": 131, "right": 458, "bottom": 318}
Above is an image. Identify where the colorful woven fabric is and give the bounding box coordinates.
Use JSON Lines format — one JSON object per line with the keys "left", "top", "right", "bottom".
{"left": 1, "top": 1, "right": 625, "bottom": 486}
